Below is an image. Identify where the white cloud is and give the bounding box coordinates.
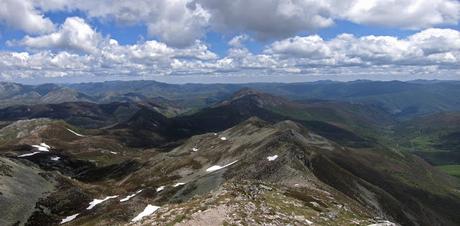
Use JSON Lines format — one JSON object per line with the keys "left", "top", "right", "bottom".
{"left": 408, "top": 28, "right": 460, "bottom": 54}
{"left": 0, "top": 1, "right": 459, "bottom": 81}
{"left": 192, "top": 0, "right": 334, "bottom": 40}
{"left": 339, "top": 0, "right": 460, "bottom": 29}
{"left": 1, "top": 28, "right": 460, "bottom": 81}
{"left": 266, "top": 28, "right": 460, "bottom": 67}
{"left": 267, "top": 35, "right": 331, "bottom": 59}
{"left": 39, "top": 0, "right": 210, "bottom": 47}
{"left": 0, "top": 0, "right": 55, "bottom": 34}
{"left": 15, "top": 17, "right": 102, "bottom": 53}
{"left": 193, "top": 0, "right": 460, "bottom": 40}
{"left": 228, "top": 35, "right": 249, "bottom": 48}
{"left": 2, "top": 0, "right": 459, "bottom": 47}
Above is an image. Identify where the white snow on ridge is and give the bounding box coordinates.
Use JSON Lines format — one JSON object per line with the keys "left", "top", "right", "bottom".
{"left": 173, "top": 182, "right": 186, "bottom": 187}
{"left": 60, "top": 213, "right": 79, "bottom": 224}
{"left": 220, "top": 137, "right": 227, "bottom": 141}
{"left": 206, "top": 160, "right": 239, "bottom": 172}
{"left": 67, "top": 128, "right": 85, "bottom": 137}
{"left": 87, "top": 196, "right": 118, "bottom": 210}
{"left": 120, "top": 190, "right": 143, "bottom": 202}
{"left": 32, "top": 143, "right": 50, "bottom": 152}
{"left": 367, "top": 221, "right": 397, "bottom": 226}
{"left": 51, "top": 156, "right": 60, "bottom": 161}
{"left": 18, "top": 152, "right": 41, "bottom": 157}
{"left": 156, "top": 186, "right": 165, "bottom": 192}
{"left": 110, "top": 151, "right": 118, "bottom": 155}
{"left": 18, "top": 143, "right": 52, "bottom": 157}
{"left": 192, "top": 147, "right": 199, "bottom": 152}
{"left": 267, "top": 155, "right": 278, "bottom": 161}
{"left": 40, "top": 143, "right": 50, "bottom": 149}
{"left": 131, "top": 204, "right": 160, "bottom": 222}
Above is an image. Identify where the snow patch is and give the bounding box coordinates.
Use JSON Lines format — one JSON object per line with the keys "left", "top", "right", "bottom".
{"left": 305, "top": 219, "right": 313, "bottom": 225}
{"left": 156, "top": 186, "right": 165, "bottom": 192}
{"left": 120, "top": 190, "right": 142, "bottom": 202}
{"left": 206, "top": 160, "right": 238, "bottom": 172}
{"left": 109, "top": 151, "right": 118, "bottom": 155}
{"left": 220, "top": 137, "right": 227, "bottom": 141}
{"left": 18, "top": 143, "right": 51, "bottom": 157}
{"left": 131, "top": 204, "right": 160, "bottom": 222}
{"left": 192, "top": 147, "right": 199, "bottom": 152}
{"left": 51, "top": 156, "right": 60, "bottom": 161}
{"left": 368, "top": 221, "right": 397, "bottom": 226}
{"left": 173, "top": 182, "right": 186, "bottom": 187}
{"left": 67, "top": 128, "right": 85, "bottom": 137}
{"left": 60, "top": 213, "right": 79, "bottom": 224}
{"left": 267, "top": 155, "right": 278, "bottom": 161}
{"left": 32, "top": 143, "right": 50, "bottom": 152}
{"left": 39, "top": 143, "right": 50, "bottom": 149}
{"left": 18, "top": 152, "right": 41, "bottom": 157}
{"left": 87, "top": 196, "right": 118, "bottom": 210}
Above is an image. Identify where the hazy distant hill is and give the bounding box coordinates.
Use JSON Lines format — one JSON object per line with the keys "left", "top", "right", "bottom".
{"left": 0, "top": 82, "right": 94, "bottom": 107}
{"left": 2, "top": 80, "right": 460, "bottom": 119}
{"left": 394, "top": 112, "right": 460, "bottom": 167}
{"left": 67, "top": 80, "right": 460, "bottom": 118}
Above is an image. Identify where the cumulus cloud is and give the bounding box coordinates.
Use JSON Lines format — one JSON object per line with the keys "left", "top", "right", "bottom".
{"left": 192, "top": 0, "right": 460, "bottom": 39}
{"left": 42, "top": 0, "right": 210, "bottom": 47}
{"left": 192, "top": 0, "right": 334, "bottom": 40}
{"left": 228, "top": 35, "right": 250, "bottom": 48}
{"left": 2, "top": 28, "right": 459, "bottom": 81}
{"left": 0, "top": 0, "right": 55, "bottom": 34}
{"left": 1, "top": 22, "right": 219, "bottom": 80}
{"left": 0, "top": 1, "right": 459, "bottom": 81}
{"left": 266, "top": 28, "right": 460, "bottom": 67}
{"left": 14, "top": 17, "right": 102, "bottom": 53}
{"left": 2, "top": 0, "right": 459, "bottom": 46}
{"left": 339, "top": 0, "right": 460, "bottom": 29}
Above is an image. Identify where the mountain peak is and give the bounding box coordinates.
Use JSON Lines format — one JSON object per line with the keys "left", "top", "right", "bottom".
{"left": 231, "top": 87, "right": 263, "bottom": 99}
{"left": 220, "top": 88, "right": 288, "bottom": 108}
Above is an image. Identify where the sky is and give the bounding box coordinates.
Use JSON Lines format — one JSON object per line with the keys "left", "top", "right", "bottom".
{"left": 0, "top": 0, "right": 460, "bottom": 84}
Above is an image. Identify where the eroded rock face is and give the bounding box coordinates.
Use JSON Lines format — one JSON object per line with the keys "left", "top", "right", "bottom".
{"left": 135, "top": 180, "right": 377, "bottom": 226}
{"left": 0, "top": 157, "right": 56, "bottom": 226}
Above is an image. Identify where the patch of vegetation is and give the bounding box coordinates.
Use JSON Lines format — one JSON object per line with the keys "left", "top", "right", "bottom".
{"left": 165, "top": 214, "right": 186, "bottom": 226}
{"left": 0, "top": 161, "right": 12, "bottom": 177}
{"left": 436, "top": 165, "right": 460, "bottom": 178}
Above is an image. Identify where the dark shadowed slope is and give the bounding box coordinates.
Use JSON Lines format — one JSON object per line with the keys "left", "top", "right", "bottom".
{"left": 112, "top": 88, "right": 374, "bottom": 148}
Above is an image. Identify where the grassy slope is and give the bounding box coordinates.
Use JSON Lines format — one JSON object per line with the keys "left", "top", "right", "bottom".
{"left": 266, "top": 100, "right": 396, "bottom": 149}
{"left": 392, "top": 112, "right": 460, "bottom": 167}
{"left": 436, "top": 165, "right": 460, "bottom": 179}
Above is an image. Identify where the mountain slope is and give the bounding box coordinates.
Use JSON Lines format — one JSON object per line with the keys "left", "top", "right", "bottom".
{"left": 0, "top": 102, "right": 146, "bottom": 128}
{"left": 1, "top": 83, "right": 460, "bottom": 225}
{"left": 393, "top": 112, "right": 460, "bottom": 179}
{"left": 85, "top": 118, "right": 460, "bottom": 225}
{"left": 1, "top": 116, "right": 459, "bottom": 225}
{"left": 168, "top": 89, "right": 375, "bottom": 148}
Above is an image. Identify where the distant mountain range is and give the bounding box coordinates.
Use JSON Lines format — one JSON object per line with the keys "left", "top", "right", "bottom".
{"left": 2, "top": 80, "right": 460, "bottom": 118}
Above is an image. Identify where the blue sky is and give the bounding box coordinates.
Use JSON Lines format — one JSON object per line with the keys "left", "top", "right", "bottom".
{"left": 0, "top": 0, "right": 459, "bottom": 84}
